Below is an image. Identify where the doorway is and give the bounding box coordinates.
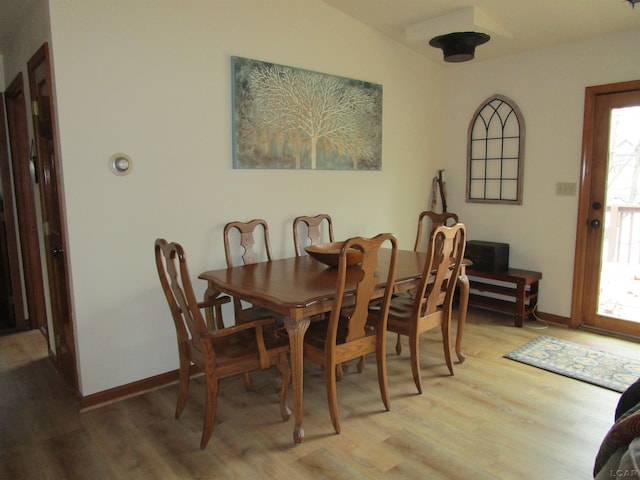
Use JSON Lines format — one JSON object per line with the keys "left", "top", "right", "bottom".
{"left": 572, "top": 79, "right": 640, "bottom": 338}
{"left": 0, "top": 43, "right": 78, "bottom": 391}
{"left": 2, "top": 73, "right": 47, "bottom": 333}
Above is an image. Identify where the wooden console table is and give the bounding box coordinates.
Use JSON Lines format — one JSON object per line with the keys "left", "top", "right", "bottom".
{"left": 466, "top": 268, "right": 542, "bottom": 327}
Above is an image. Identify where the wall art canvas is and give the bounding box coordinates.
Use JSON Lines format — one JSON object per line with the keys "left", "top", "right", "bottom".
{"left": 232, "top": 56, "right": 382, "bottom": 170}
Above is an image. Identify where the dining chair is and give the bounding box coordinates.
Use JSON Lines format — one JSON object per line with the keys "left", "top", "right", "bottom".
{"left": 413, "top": 211, "right": 459, "bottom": 253}
{"left": 303, "top": 233, "right": 398, "bottom": 434}
{"left": 385, "top": 223, "right": 466, "bottom": 394}
{"left": 223, "top": 219, "right": 277, "bottom": 325}
{"left": 154, "top": 238, "right": 291, "bottom": 449}
{"left": 292, "top": 213, "right": 355, "bottom": 380}
{"left": 224, "top": 219, "right": 283, "bottom": 390}
{"left": 293, "top": 214, "right": 334, "bottom": 256}
{"left": 396, "top": 211, "right": 470, "bottom": 363}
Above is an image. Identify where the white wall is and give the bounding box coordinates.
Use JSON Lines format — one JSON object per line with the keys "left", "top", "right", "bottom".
{"left": 47, "top": 0, "right": 446, "bottom": 395}
{"left": 37, "top": 0, "right": 640, "bottom": 396}
{"left": 441, "top": 29, "right": 640, "bottom": 319}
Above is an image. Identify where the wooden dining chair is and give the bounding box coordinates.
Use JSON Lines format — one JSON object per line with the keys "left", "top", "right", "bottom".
{"left": 292, "top": 213, "right": 355, "bottom": 380}
{"left": 223, "top": 219, "right": 276, "bottom": 326}
{"left": 224, "top": 219, "right": 283, "bottom": 389}
{"left": 303, "top": 233, "right": 398, "bottom": 434}
{"left": 385, "top": 223, "right": 466, "bottom": 394}
{"left": 293, "top": 214, "right": 334, "bottom": 256}
{"left": 413, "top": 211, "right": 459, "bottom": 252}
{"left": 155, "top": 238, "right": 291, "bottom": 449}
{"left": 392, "top": 210, "right": 469, "bottom": 363}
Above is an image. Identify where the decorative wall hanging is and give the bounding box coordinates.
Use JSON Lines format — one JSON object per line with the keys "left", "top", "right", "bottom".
{"left": 466, "top": 94, "right": 525, "bottom": 204}
{"left": 232, "top": 56, "right": 382, "bottom": 170}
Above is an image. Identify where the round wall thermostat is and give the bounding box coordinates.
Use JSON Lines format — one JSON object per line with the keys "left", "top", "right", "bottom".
{"left": 109, "top": 153, "right": 133, "bottom": 176}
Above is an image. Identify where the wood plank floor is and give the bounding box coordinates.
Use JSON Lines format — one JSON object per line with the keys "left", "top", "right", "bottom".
{"left": 1, "top": 309, "right": 638, "bottom": 479}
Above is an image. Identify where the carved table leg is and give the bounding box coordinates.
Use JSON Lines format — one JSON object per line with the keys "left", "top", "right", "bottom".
{"left": 284, "top": 316, "right": 310, "bottom": 445}
{"left": 455, "top": 273, "right": 469, "bottom": 363}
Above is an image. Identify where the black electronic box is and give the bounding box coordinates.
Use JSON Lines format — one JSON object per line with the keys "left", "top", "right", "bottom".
{"left": 465, "top": 240, "right": 509, "bottom": 272}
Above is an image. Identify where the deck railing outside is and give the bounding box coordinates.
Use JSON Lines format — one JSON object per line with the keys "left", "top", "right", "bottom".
{"left": 599, "top": 204, "right": 640, "bottom": 319}
{"left": 604, "top": 204, "right": 640, "bottom": 263}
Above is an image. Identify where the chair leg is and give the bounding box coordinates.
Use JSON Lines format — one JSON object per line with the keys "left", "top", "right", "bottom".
{"left": 356, "top": 355, "right": 366, "bottom": 373}
{"left": 200, "top": 372, "right": 219, "bottom": 449}
{"left": 376, "top": 340, "right": 391, "bottom": 411}
{"left": 395, "top": 333, "right": 402, "bottom": 355}
{"left": 441, "top": 319, "right": 454, "bottom": 376}
{"left": 408, "top": 333, "right": 423, "bottom": 394}
{"left": 244, "top": 372, "right": 253, "bottom": 391}
{"left": 325, "top": 360, "right": 341, "bottom": 434}
{"left": 175, "top": 351, "right": 191, "bottom": 418}
{"left": 276, "top": 352, "right": 292, "bottom": 421}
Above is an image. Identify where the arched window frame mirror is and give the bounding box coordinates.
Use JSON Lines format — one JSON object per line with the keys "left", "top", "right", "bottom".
{"left": 466, "top": 94, "right": 525, "bottom": 205}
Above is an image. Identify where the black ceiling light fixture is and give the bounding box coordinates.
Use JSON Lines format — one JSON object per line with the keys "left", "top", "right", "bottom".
{"left": 429, "top": 31, "right": 490, "bottom": 62}
{"left": 626, "top": 0, "right": 640, "bottom": 6}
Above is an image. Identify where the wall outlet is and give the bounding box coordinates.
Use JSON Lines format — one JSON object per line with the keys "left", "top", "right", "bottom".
{"left": 556, "top": 182, "right": 577, "bottom": 196}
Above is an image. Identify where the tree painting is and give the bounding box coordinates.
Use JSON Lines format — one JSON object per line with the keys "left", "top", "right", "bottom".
{"left": 232, "top": 57, "right": 382, "bottom": 170}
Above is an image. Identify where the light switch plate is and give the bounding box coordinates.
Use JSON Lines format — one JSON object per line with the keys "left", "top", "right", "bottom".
{"left": 556, "top": 182, "right": 577, "bottom": 196}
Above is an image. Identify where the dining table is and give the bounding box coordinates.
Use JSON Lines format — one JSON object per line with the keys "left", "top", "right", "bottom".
{"left": 199, "top": 248, "right": 469, "bottom": 445}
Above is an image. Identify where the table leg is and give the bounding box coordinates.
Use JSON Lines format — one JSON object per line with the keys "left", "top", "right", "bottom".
{"left": 455, "top": 274, "right": 469, "bottom": 363}
{"left": 284, "top": 316, "right": 310, "bottom": 445}
{"left": 515, "top": 281, "right": 525, "bottom": 328}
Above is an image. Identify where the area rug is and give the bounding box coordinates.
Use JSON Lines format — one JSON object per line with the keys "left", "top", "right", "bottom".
{"left": 504, "top": 336, "right": 640, "bottom": 393}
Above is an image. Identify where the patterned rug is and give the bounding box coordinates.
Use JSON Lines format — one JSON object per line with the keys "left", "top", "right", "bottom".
{"left": 504, "top": 335, "right": 640, "bottom": 393}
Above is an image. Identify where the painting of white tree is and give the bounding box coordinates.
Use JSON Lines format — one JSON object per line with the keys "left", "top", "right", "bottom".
{"left": 232, "top": 57, "right": 382, "bottom": 170}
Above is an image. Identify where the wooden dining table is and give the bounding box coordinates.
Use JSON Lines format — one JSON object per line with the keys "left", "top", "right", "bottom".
{"left": 199, "top": 249, "right": 469, "bottom": 445}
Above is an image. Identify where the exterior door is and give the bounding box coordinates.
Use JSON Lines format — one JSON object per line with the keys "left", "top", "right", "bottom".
{"left": 573, "top": 80, "right": 640, "bottom": 338}
{"left": 27, "top": 43, "right": 77, "bottom": 389}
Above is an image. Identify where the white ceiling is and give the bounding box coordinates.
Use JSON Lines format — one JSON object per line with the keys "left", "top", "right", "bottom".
{"left": 322, "top": 0, "right": 640, "bottom": 64}
{"left": 1, "top": 1, "right": 639, "bottom": 62}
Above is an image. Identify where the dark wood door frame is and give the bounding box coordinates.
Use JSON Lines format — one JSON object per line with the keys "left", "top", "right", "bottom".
{"left": 4, "top": 73, "right": 47, "bottom": 333}
{"left": 571, "top": 79, "right": 640, "bottom": 331}
{"left": 27, "top": 43, "right": 78, "bottom": 391}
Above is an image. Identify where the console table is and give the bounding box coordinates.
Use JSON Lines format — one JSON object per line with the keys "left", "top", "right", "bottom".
{"left": 466, "top": 268, "right": 542, "bottom": 327}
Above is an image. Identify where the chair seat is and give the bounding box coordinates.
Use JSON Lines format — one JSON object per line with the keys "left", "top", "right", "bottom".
{"left": 304, "top": 313, "right": 376, "bottom": 351}
{"left": 239, "top": 305, "right": 286, "bottom": 325}
{"left": 208, "top": 330, "right": 289, "bottom": 365}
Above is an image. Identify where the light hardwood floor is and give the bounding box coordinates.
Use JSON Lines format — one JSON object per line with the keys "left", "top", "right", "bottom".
{"left": 1, "top": 309, "right": 638, "bottom": 479}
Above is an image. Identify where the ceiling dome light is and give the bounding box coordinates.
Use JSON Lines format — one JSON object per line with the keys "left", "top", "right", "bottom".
{"left": 429, "top": 31, "right": 490, "bottom": 62}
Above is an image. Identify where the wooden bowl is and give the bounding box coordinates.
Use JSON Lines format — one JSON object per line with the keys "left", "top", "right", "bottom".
{"left": 305, "top": 242, "right": 362, "bottom": 267}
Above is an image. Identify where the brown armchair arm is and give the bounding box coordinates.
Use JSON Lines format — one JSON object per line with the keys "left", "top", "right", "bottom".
{"left": 201, "top": 317, "right": 274, "bottom": 368}
{"left": 198, "top": 294, "right": 231, "bottom": 330}
{"left": 197, "top": 295, "right": 231, "bottom": 309}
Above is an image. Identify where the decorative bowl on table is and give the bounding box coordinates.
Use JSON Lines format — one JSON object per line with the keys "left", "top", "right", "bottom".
{"left": 304, "top": 242, "right": 362, "bottom": 267}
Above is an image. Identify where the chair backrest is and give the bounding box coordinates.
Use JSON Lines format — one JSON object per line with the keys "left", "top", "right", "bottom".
{"left": 155, "top": 239, "right": 208, "bottom": 346}
{"left": 326, "top": 233, "right": 398, "bottom": 345}
{"left": 413, "top": 211, "right": 459, "bottom": 252}
{"left": 293, "top": 214, "right": 334, "bottom": 256}
{"left": 414, "top": 224, "right": 466, "bottom": 317}
{"left": 223, "top": 219, "right": 272, "bottom": 267}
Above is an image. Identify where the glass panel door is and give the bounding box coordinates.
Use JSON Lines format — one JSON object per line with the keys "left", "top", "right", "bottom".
{"left": 598, "top": 106, "right": 640, "bottom": 322}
